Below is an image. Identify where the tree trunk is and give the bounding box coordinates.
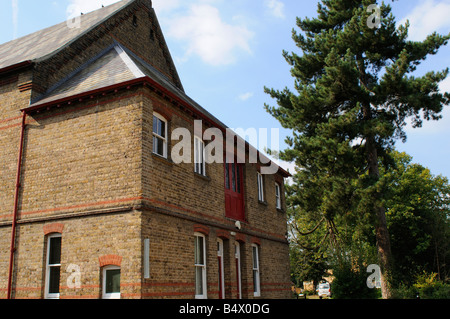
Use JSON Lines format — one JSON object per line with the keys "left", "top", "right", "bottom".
{"left": 359, "top": 54, "right": 393, "bottom": 298}
{"left": 364, "top": 110, "right": 393, "bottom": 299}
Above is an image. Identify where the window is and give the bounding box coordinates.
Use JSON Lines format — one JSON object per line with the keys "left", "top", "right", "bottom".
{"left": 235, "top": 242, "right": 242, "bottom": 299}
{"left": 275, "top": 183, "right": 281, "bottom": 209}
{"left": 257, "top": 172, "right": 264, "bottom": 202}
{"left": 252, "top": 245, "right": 261, "bottom": 297}
{"left": 194, "top": 136, "right": 206, "bottom": 176}
{"left": 217, "top": 239, "right": 225, "bottom": 299}
{"left": 45, "top": 234, "right": 62, "bottom": 299}
{"left": 195, "top": 233, "right": 207, "bottom": 299}
{"left": 153, "top": 113, "right": 168, "bottom": 158}
{"left": 224, "top": 162, "right": 245, "bottom": 221}
{"left": 102, "top": 266, "right": 121, "bottom": 299}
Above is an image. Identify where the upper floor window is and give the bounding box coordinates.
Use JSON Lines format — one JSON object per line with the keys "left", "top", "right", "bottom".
{"left": 275, "top": 183, "right": 282, "bottom": 209}
{"left": 194, "top": 136, "right": 206, "bottom": 176}
{"left": 257, "top": 172, "right": 264, "bottom": 202}
{"left": 153, "top": 113, "right": 168, "bottom": 158}
{"left": 224, "top": 161, "right": 245, "bottom": 221}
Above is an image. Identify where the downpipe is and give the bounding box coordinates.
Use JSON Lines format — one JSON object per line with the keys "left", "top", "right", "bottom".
{"left": 7, "top": 111, "right": 27, "bottom": 299}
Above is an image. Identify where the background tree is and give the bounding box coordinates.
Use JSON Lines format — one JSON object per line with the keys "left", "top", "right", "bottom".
{"left": 265, "top": 0, "right": 450, "bottom": 298}
{"left": 383, "top": 152, "right": 450, "bottom": 286}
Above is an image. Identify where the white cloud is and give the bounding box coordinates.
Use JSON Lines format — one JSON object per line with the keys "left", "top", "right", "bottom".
{"left": 400, "top": 0, "right": 450, "bottom": 41}
{"left": 152, "top": 0, "right": 181, "bottom": 14}
{"left": 264, "top": 0, "right": 285, "bottom": 19}
{"left": 165, "top": 4, "right": 253, "bottom": 66}
{"left": 440, "top": 75, "right": 450, "bottom": 93}
{"left": 68, "top": 0, "right": 121, "bottom": 15}
{"left": 12, "top": 0, "right": 19, "bottom": 39}
{"left": 238, "top": 92, "right": 254, "bottom": 101}
{"left": 404, "top": 76, "right": 450, "bottom": 134}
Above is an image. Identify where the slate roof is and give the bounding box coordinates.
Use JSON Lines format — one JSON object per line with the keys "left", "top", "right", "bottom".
{"left": 29, "top": 42, "right": 224, "bottom": 130}
{"left": 0, "top": 0, "right": 134, "bottom": 70}
{"left": 30, "top": 44, "right": 137, "bottom": 106}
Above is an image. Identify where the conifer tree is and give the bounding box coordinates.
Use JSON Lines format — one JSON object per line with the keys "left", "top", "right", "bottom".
{"left": 265, "top": 0, "right": 449, "bottom": 298}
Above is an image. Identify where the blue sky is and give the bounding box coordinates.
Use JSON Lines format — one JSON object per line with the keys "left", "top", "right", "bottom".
{"left": 1, "top": 0, "right": 450, "bottom": 177}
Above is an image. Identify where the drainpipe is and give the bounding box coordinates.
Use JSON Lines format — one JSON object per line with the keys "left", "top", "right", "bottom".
{"left": 7, "top": 111, "right": 27, "bottom": 300}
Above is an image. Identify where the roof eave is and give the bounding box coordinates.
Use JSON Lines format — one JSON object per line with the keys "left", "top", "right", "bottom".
{"left": 0, "top": 60, "right": 33, "bottom": 76}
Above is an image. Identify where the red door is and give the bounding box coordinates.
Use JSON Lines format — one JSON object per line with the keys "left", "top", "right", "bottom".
{"left": 224, "top": 162, "right": 245, "bottom": 221}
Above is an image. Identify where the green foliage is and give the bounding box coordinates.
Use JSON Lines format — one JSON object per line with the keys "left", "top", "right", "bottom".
{"left": 331, "top": 265, "right": 381, "bottom": 299}
{"left": 383, "top": 152, "right": 450, "bottom": 286}
{"left": 265, "top": 0, "right": 450, "bottom": 297}
{"left": 392, "top": 272, "right": 450, "bottom": 299}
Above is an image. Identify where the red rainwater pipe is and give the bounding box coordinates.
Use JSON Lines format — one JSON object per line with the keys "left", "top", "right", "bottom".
{"left": 7, "top": 111, "right": 27, "bottom": 299}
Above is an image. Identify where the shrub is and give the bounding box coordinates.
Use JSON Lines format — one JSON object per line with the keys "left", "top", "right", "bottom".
{"left": 331, "top": 265, "right": 380, "bottom": 299}
{"left": 392, "top": 272, "right": 450, "bottom": 299}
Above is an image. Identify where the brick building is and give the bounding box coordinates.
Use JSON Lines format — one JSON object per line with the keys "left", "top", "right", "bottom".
{"left": 0, "top": 0, "right": 291, "bottom": 299}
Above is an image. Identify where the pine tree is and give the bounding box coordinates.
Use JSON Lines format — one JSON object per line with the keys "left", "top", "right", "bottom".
{"left": 265, "top": 0, "right": 450, "bottom": 298}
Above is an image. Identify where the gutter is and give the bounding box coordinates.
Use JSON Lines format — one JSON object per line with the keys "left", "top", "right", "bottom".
{"left": 7, "top": 111, "right": 27, "bottom": 299}
{"left": 0, "top": 61, "right": 32, "bottom": 77}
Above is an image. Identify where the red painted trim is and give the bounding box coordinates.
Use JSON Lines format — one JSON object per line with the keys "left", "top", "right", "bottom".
{"left": 0, "top": 61, "right": 32, "bottom": 76}
{"left": 22, "top": 78, "right": 143, "bottom": 113}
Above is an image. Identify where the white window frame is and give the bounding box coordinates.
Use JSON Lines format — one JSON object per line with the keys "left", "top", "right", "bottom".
{"left": 45, "top": 233, "right": 62, "bottom": 299}
{"left": 153, "top": 112, "right": 168, "bottom": 158}
{"left": 275, "top": 183, "right": 281, "bottom": 209}
{"left": 217, "top": 239, "right": 225, "bottom": 299}
{"left": 257, "top": 172, "right": 264, "bottom": 202}
{"left": 102, "top": 265, "right": 121, "bottom": 299}
{"left": 252, "top": 244, "right": 261, "bottom": 297}
{"left": 235, "top": 242, "right": 242, "bottom": 299}
{"left": 195, "top": 233, "right": 207, "bottom": 299}
{"left": 194, "top": 136, "right": 206, "bottom": 176}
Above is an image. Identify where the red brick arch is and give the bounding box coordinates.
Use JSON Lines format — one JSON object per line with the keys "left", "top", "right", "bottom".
{"left": 99, "top": 255, "right": 123, "bottom": 267}
{"left": 194, "top": 224, "right": 210, "bottom": 236}
{"left": 43, "top": 223, "right": 64, "bottom": 235}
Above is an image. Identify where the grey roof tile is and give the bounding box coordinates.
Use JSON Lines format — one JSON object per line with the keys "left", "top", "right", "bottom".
{"left": 0, "top": 0, "right": 134, "bottom": 69}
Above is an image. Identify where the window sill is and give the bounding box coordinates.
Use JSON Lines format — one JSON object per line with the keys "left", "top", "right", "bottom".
{"left": 258, "top": 200, "right": 268, "bottom": 206}
{"left": 152, "top": 152, "right": 173, "bottom": 166}
{"left": 194, "top": 172, "right": 211, "bottom": 181}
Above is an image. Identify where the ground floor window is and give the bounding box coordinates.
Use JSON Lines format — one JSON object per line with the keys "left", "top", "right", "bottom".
{"left": 235, "top": 242, "right": 242, "bottom": 299}
{"left": 102, "top": 265, "right": 121, "bottom": 299}
{"left": 45, "top": 234, "right": 62, "bottom": 299}
{"left": 217, "top": 239, "right": 225, "bottom": 299}
{"left": 252, "top": 244, "right": 261, "bottom": 297}
{"left": 195, "top": 233, "right": 207, "bottom": 299}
